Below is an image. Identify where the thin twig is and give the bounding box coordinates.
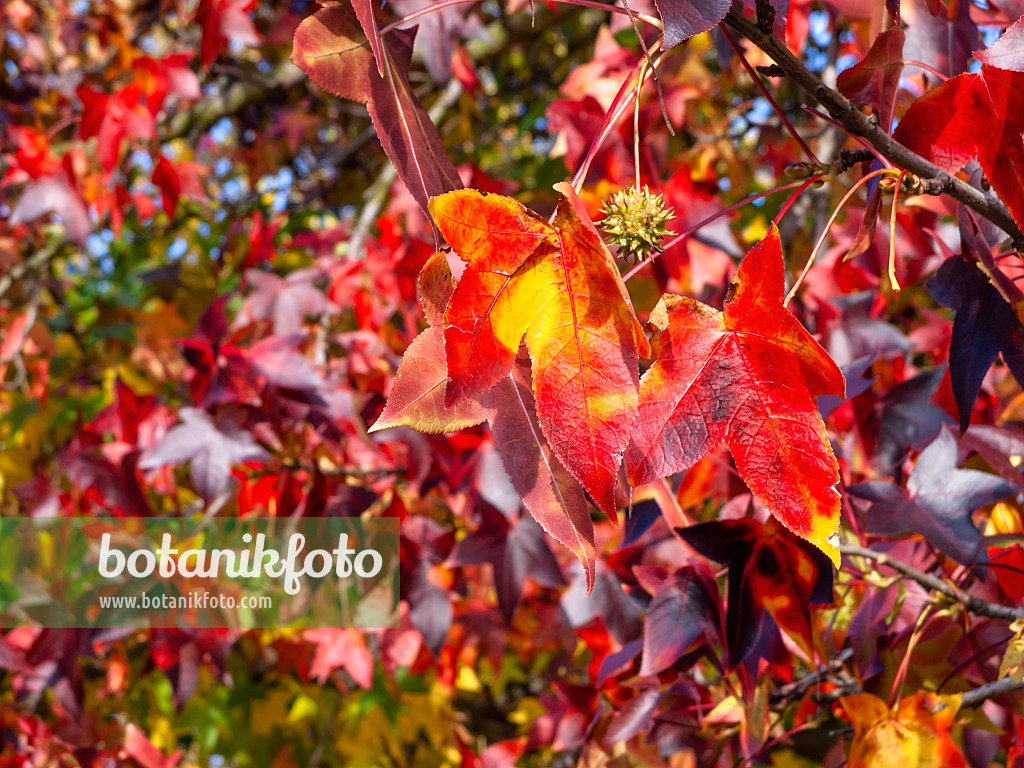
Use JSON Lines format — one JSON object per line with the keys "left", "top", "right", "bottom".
{"left": 724, "top": 5, "right": 1024, "bottom": 247}
{"left": 840, "top": 543, "right": 1024, "bottom": 621}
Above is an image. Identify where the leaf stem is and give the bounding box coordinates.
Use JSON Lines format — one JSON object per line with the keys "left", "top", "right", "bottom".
{"left": 901, "top": 59, "right": 949, "bottom": 82}
{"left": 772, "top": 175, "right": 824, "bottom": 226}
{"left": 721, "top": 26, "right": 818, "bottom": 163}
{"left": 784, "top": 168, "right": 897, "bottom": 307}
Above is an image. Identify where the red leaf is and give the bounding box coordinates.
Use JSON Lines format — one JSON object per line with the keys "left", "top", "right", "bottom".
{"left": 837, "top": 27, "right": 905, "bottom": 131}
{"left": 480, "top": 367, "right": 597, "bottom": 591}
{"left": 123, "top": 724, "right": 182, "bottom": 768}
{"left": 893, "top": 64, "right": 1024, "bottom": 231}
{"left": 292, "top": 3, "right": 462, "bottom": 227}
{"left": 305, "top": 629, "right": 375, "bottom": 688}
{"left": 152, "top": 156, "right": 180, "bottom": 219}
{"left": 430, "top": 185, "right": 648, "bottom": 518}
{"left": 625, "top": 227, "right": 845, "bottom": 564}
{"left": 197, "top": 0, "right": 261, "bottom": 69}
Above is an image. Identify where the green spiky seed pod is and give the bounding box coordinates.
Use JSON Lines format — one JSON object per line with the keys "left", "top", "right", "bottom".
{"left": 598, "top": 185, "right": 674, "bottom": 263}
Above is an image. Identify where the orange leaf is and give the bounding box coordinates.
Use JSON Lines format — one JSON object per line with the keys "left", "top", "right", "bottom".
{"left": 840, "top": 691, "right": 967, "bottom": 768}
{"left": 625, "top": 227, "right": 845, "bottom": 564}
{"left": 429, "top": 184, "right": 648, "bottom": 516}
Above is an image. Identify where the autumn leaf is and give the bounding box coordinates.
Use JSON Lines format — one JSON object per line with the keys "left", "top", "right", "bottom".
{"left": 676, "top": 517, "right": 834, "bottom": 667}
{"left": 927, "top": 256, "right": 1024, "bottom": 433}
{"left": 372, "top": 252, "right": 596, "bottom": 588}
{"left": 430, "top": 183, "right": 649, "bottom": 517}
{"left": 893, "top": 63, "right": 1024, "bottom": 231}
{"left": 839, "top": 691, "right": 968, "bottom": 768}
{"left": 626, "top": 227, "right": 846, "bottom": 564}
{"left": 654, "top": 0, "right": 730, "bottom": 49}
{"left": 292, "top": 2, "right": 462, "bottom": 227}
{"left": 139, "top": 407, "right": 269, "bottom": 499}
{"left": 848, "top": 428, "right": 1017, "bottom": 565}
{"left": 837, "top": 27, "right": 904, "bottom": 132}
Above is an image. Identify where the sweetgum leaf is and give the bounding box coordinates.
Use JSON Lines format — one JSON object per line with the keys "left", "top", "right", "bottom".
{"left": 139, "top": 408, "right": 268, "bottom": 499}
{"left": 430, "top": 184, "right": 648, "bottom": 518}
{"left": 849, "top": 428, "right": 1017, "bottom": 565}
{"left": 640, "top": 567, "right": 718, "bottom": 676}
{"left": 626, "top": 227, "right": 845, "bottom": 564}
{"left": 677, "top": 518, "right": 832, "bottom": 668}
{"left": 841, "top": 691, "right": 968, "bottom": 768}
{"left": 975, "top": 14, "right": 1024, "bottom": 71}
{"left": 893, "top": 64, "right": 1024, "bottom": 230}
{"left": 449, "top": 507, "right": 565, "bottom": 622}
{"left": 292, "top": 3, "right": 462, "bottom": 226}
{"left": 654, "top": 0, "right": 730, "bottom": 49}
{"left": 927, "top": 256, "right": 1024, "bottom": 433}
{"left": 837, "top": 27, "right": 904, "bottom": 131}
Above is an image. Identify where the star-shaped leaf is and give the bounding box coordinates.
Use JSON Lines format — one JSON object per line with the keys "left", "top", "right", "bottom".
{"left": 848, "top": 428, "right": 1017, "bottom": 564}
{"left": 894, "top": 63, "right": 1024, "bottom": 230}
{"left": 139, "top": 408, "right": 268, "bottom": 499}
{"left": 676, "top": 517, "right": 833, "bottom": 668}
{"left": 927, "top": 256, "right": 1024, "bottom": 433}
{"left": 625, "top": 226, "right": 846, "bottom": 564}
{"left": 429, "top": 183, "right": 649, "bottom": 517}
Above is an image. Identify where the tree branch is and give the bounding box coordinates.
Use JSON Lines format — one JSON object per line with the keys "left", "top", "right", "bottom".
{"left": 841, "top": 543, "right": 1024, "bottom": 622}
{"left": 723, "top": 4, "right": 1024, "bottom": 248}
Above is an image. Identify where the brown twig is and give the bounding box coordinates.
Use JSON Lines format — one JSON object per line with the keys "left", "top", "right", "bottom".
{"left": 840, "top": 543, "right": 1024, "bottom": 622}
{"left": 723, "top": 4, "right": 1024, "bottom": 248}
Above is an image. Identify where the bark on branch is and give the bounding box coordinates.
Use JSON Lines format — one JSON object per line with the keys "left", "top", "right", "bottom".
{"left": 723, "top": 4, "right": 1024, "bottom": 248}
{"left": 841, "top": 543, "right": 1024, "bottom": 622}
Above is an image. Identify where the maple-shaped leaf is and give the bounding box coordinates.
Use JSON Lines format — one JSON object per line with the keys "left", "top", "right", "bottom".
{"left": 839, "top": 691, "right": 968, "bottom": 768}
{"left": 893, "top": 64, "right": 1024, "bottom": 231}
{"left": 676, "top": 517, "right": 833, "bottom": 667}
{"left": 848, "top": 428, "right": 1017, "bottom": 565}
{"left": 868, "top": 366, "right": 953, "bottom": 470}
{"left": 139, "top": 408, "right": 268, "bottom": 499}
{"left": 430, "top": 183, "right": 648, "bottom": 517}
{"left": 305, "top": 628, "right": 374, "bottom": 688}
{"left": 448, "top": 507, "right": 565, "bottom": 621}
{"left": 240, "top": 267, "right": 336, "bottom": 336}
{"left": 292, "top": 2, "right": 462, "bottom": 227}
{"left": 626, "top": 227, "right": 846, "bottom": 564}
{"left": 371, "top": 253, "right": 596, "bottom": 588}
{"left": 927, "top": 256, "right": 1024, "bottom": 433}
{"left": 837, "top": 27, "right": 904, "bottom": 132}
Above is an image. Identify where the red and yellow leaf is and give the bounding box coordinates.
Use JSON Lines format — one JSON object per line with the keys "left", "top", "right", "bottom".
{"left": 626, "top": 227, "right": 845, "bottom": 564}
{"left": 429, "top": 185, "right": 648, "bottom": 516}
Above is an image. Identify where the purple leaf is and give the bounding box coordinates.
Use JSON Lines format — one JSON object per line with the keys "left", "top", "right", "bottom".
{"left": 241, "top": 267, "right": 334, "bottom": 336}
{"left": 139, "top": 408, "right": 268, "bottom": 499}
{"left": 640, "top": 567, "right": 716, "bottom": 676}
{"left": 655, "top": 0, "right": 730, "bottom": 49}
{"left": 849, "top": 428, "right": 1018, "bottom": 565}
{"left": 901, "top": 0, "right": 980, "bottom": 82}
{"left": 927, "top": 257, "right": 1024, "bottom": 433}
